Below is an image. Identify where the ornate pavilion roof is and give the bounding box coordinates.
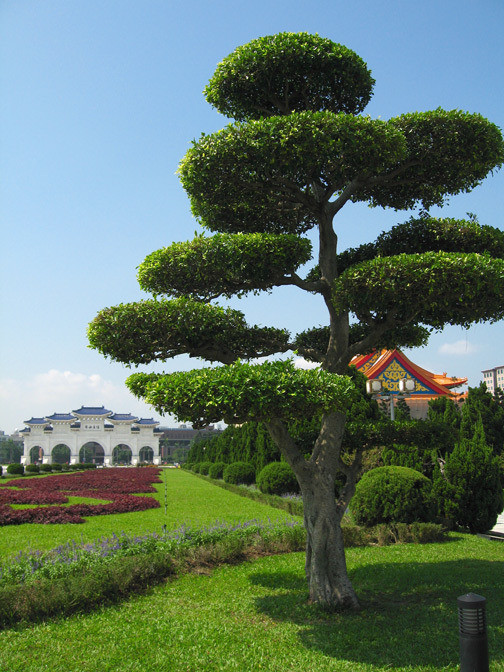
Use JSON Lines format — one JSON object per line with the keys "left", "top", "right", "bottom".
{"left": 350, "top": 349, "right": 467, "bottom": 397}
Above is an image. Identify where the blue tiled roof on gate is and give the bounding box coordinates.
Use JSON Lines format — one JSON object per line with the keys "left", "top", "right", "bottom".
{"left": 24, "top": 418, "right": 49, "bottom": 425}
{"left": 45, "top": 413, "right": 75, "bottom": 422}
{"left": 134, "top": 418, "right": 159, "bottom": 426}
{"left": 109, "top": 414, "right": 139, "bottom": 422}
{"left": 72, "top": 406, "right": 112, "bottom": 416}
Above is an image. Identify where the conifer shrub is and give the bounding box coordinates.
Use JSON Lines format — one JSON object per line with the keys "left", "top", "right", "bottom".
{"left": 223, "top": 461, "right": 255, "bottom": 485}
{"left": 26, "top": 464, "right": 40, "bottom": 474}
{"left": 351, "top": 466, "right": 434, "bottom": 527}
{"left": 433, "top": 417, "right": 503, "bottom": 533}
{"left": 208, "top": 461, "right": 227, "bottom": 479}
{"left": 257, "top": 462, "right": 299, "bottom": 495}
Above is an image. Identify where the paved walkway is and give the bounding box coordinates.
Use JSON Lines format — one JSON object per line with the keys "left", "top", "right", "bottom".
{"left": 491, "top": 511, "right": 504, "bottom": 534}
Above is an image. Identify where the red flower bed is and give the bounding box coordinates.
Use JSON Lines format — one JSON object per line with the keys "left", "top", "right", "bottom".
{"left": 0, "top": 468, "right": 162, "bottom": 525}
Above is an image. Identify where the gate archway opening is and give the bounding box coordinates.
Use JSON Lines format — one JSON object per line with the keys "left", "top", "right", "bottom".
{"left": 139, "top": 446, "right": 154, "bottom": 463}
{"left": 80, "top": 442, "right": 105, "bottom": 465}
{"left": 112, "top": 444, "right": 132, "bottom": 465}
{"left": 29, "top": 446, "right": 44, "bottom": 464}
{"left": 52, "top": 444, "right": 71, "bottom": 464}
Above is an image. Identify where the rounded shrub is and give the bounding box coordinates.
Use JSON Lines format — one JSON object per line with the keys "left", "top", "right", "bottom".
{"left": 51, "top": 463, "right": 62, "bottom": 472}
{"left": 7, "top": 463, "right": 24, "bottom": 475}
{"left": 351, "top": 466, "right": 433, "bottom": 527}
{"left": 208, "top": 461, "right": 227, "bottom": 479}
{"left": 26, "top": 464, "right": 40, "bottom": 474}
{"left": 198, "top": 461, "right": 213, "bottom": 476}
{"left": 257, "top": 462, "right": 299, "bottom": 496}
{"left": 223, "top": 461, "right": 255, "bottom": 485}
{"left": 40, "top": 464, "right": 53, "bottom": 473}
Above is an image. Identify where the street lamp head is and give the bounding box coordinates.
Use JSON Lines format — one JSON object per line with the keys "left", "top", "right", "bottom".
{"left": 366, "top": 379, "right": 382, "bottom": 395}
{"left": 398, "top": 378, "right": 415, "bottom": 394}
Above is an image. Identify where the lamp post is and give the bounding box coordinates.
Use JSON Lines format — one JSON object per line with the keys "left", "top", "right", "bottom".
{"left": 365, "top": 377, "right": 416, "bottom": 420}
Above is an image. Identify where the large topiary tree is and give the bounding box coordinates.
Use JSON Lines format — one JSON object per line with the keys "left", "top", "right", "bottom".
{"left": 88, "top": 33, "right": 504, "bottom": 610}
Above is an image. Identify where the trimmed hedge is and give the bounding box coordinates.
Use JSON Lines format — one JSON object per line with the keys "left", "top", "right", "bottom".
{"left": 257, "top": 462, "right": 299, "bottom": 495}
{"left": 223, "top": 461, "right": 255, "bottom": 485}
{"left": 351, "top": 466, "right": 434, "bottom": 526}
{"left": 197, "top": 461, "right": 213, "bottom": 476}
{"left": 7, "top": 463, "right": 24, "bottom": 476}
{"left": 208, "top": 461, "right": 227, "bottom": 479}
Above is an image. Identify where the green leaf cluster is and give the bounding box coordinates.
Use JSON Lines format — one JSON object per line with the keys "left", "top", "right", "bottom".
{"left": 334, "top": 252, "right": 504, "bottom": 329}
{"left": 88, "top": 298, "right": 290, "bottom": 365}
{"left": 138, "top": 233, "right": 312, "bottom": 299}
{"left": 204, "top": 32, "right": 374, "bottom": 121}
{"left": 126, "top": 360, "right": 357, "bottom": 427}
{"left": 179, "top": 111, "right": 406, "bottom": 234}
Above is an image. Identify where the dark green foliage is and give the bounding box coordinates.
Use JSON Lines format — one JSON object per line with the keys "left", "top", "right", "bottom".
{"left": 0, "top": 438, "right": 23, "bottom": 464}
{"left": 208, "top": 462, "right": 227, "bottom": 479}
{"left": 433, "top": 417, "right": 503, "bottom": 533}
{"left": 197, "top": 461, "right": 213, "bottom": 476}
{"left": 351, "top": 466, "right": 434, "bottom": 526}
{"left": 205, "top": 32, "right": 375, "bottom": 120}
{"left": 89, "top": 298, "right": 290, "bottom": 366}
{"left": 26, "top": 464, "right": 40, "bottom": 474}
{"left": 381, "top": 444, "right": 424, "bottom": 473}
{"left": 223, "top": 461, "right": 255, "bottom": 485}
{"left": 138, "top": 233, "right": 312, "bottom": 300}
{"left": 460, "top": 382, "right": 504, "bottom": 454}
{"left": 334, "top": 252, "right": 504, "bottom": 330}
{"left": 128, "top": 360, "right": 356, "bottom": 428}
{"left": 51, "top": 463, "right": 62, "bottom": 472}
{"left": 256, "top": 462, "right": 299, "bottom": 496}
{"left": 40, "top": 464, "right": 52, "bottom": 473}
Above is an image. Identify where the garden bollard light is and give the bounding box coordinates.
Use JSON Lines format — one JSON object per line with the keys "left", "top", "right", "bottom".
{"left": 458, "top": 593, "right": 489, "bottom": 672}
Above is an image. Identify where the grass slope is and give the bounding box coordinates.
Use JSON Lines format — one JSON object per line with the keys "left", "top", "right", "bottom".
{"left": 1, "top": 535, "right": 504, "bottom": 671}
{"left": 0, "top": 469, "right": 294, "bottom": 560}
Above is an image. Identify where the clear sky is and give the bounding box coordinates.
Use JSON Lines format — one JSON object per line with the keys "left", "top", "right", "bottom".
{"left": 1, "top": 0, "right": 503, "bottom": 433}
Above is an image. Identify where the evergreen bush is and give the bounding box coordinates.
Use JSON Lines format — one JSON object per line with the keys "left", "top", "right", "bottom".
{"left": 257, "top": 462, "right": 299, "bottom": 495}
{"left": 7, "top": 463, "right": 24, "bottom": 475}
{"left": 351, "top": 466, "right": 434, "bottom": 526}
{"left": 223, "top": 461, "right": 255, "bottom": 485}
{"left": 51, "top": 463, "right": 62, "bottom": 471}
{"left": 198, "top": 461, "right": 213, "bottom": 476}
{"left": 26, "top": 464, "right": 40, "bottom": 474}
{"left": 208, "top": 461, "right": 227, "bottom": 479}
{"left": 40, "top": 464, "right": 52, "bottom": 473}
{"left": 433, "top": 416, "right": 503, "bottom": 533}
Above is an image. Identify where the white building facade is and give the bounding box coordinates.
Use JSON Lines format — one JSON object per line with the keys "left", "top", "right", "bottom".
{"left": 20, "top": 406, "right": 161, "bottom": 466}
{"left": 482, "top": 366, "right": 504, "bottom": 395}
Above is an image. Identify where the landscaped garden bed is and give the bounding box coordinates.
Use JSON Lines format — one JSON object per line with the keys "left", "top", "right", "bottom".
{"left": 0, "top": 468, "right": 162, "bottom": 525}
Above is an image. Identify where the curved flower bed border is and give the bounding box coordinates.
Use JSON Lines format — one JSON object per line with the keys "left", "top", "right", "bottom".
{"left": 0, "top": 468, "right": 162, "bottom": 525}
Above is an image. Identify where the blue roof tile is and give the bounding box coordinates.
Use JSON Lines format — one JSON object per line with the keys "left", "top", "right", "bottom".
{"left": 134, "top": 418, "right": 159, "bottom": 426}
{"left": 46, "top": 413, "right": 75, "bottom": 421}
{"left": 24, "top": 418, "right": 49, "bottom": 425}
{"left": 72, "top": 406, "right": 112, "bottom": 416}
{"left": 109, "top": 414, "right": 139, "bottom": 422}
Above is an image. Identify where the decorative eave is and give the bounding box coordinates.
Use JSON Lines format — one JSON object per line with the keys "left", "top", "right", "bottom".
{"left": 72, "top": 406, "right": 113, "bottom": 418}
{"left": 45, "top": 413, "right": 76, "bottom": 423}
{"left": 108, "top": 413, "right": 140, "bottom": 424}
{"left": 351, "top": 349, "right": 467, "bottom": 397}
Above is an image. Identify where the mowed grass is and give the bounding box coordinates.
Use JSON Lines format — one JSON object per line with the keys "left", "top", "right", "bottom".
{"left": 1, "top": 535, "right": 504, "bottom": 671}
{"left": 0, "top": 469, "right": 295, "bottom": 560}
{"left": 2, "top": 469, "right": 504, "bottom": 671}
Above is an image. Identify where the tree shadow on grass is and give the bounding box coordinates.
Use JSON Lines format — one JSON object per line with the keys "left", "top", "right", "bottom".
{"left": 250, "top": 557, "right": 504, "bottom": 669}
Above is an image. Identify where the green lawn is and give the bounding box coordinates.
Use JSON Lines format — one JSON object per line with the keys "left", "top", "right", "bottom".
{"left": 0, "top": 469, "right": 294, "bottom": 559}
{"left": 1, "top": 469, "right": 504, "bottom": 671}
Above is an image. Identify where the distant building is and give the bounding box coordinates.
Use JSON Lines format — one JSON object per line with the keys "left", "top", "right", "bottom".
{"left": 20, "top": 406, "right": 161, "bottom": 466}
{"left": 158, "top": 424, "right": 222, "bottom": 461}
{"left": 482, "top": 366, "right": 504, "bottom": 394}
{"left": 352, "top": 349, "right": 467, "bottom": 419}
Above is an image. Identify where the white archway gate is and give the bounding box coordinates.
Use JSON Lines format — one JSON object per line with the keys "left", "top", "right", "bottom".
{"left": 20, "top": 408, "right": 161, "bottom": 466}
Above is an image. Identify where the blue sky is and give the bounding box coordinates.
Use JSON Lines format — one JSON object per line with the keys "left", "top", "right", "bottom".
{"left": 1, "top": 0, "right": 503, "bottom": 433}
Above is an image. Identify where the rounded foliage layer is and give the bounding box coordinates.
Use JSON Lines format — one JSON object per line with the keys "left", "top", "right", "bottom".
{"left": 204, "top": 32, "right": 374, "bottom": 121}
{"left": 208, "top": 461, "right": 227, "bottom": 479}
{"left": 334, "top": 252, "right": 504, "bottom": 329}
{"left": 179, "top": 111, "right": 405, "bottom": 234}
{"left": 88, "top": 297, "right": 290, "bottom": 366}
{"left": 223, "top": 461, "right": 255, "bottom": 485}
{"left": 351, "top": 466, "right": 434, "bottom": 526}
{"left": 355, "top": 109, "right": 504, "bottom": 210}
{"left": 256, "top": 462, "right": 299, "bottom": 495}
{"left": 127, "top": 360, "right": 357, "bottom": 428}
{"left": 138, "top": 233, "right": 312, "bottom": 299}
{"left": 197, "top": 461, "right": 213, "bottom": 476}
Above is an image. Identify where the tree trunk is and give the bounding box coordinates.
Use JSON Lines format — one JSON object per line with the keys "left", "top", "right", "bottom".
{"left": 301, "top": 474, "right": 359, "bottom": 609}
